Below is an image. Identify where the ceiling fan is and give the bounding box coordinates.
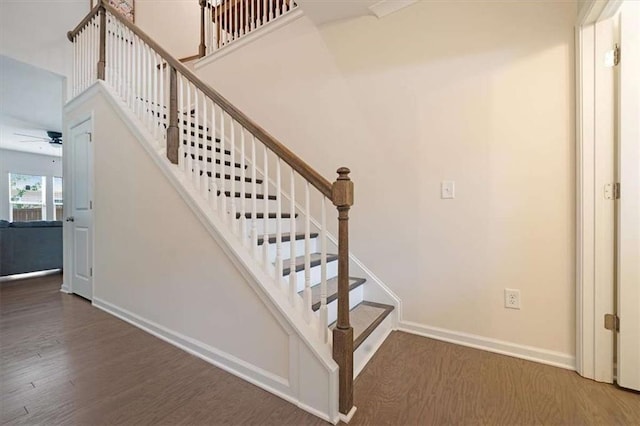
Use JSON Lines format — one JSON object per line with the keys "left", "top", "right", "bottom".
{"left": 14, "top": 131, "right": 63, "bottom": 146}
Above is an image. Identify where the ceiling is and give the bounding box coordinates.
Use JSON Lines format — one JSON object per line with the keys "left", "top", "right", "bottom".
{"left": 0, "top": 119, "right": 63, "bottom": 157}
{"left": 0, "top": 55, "right": 64, "bottom": 157}
{"left": 296, "top": 0, "right": 380, "bottom": 25}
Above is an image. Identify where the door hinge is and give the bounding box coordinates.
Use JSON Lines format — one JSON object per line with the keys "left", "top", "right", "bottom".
{"left": 90, "top": 267, "right": 93, "bottom": 277}
{"left": 604, "top": 183, "right": 620, "bottom": 200}
{"left": 86, "top": 132, "right": 92, "bottom": 142}
{"left": 604, "top": 313, "right": 619, "bottom": 332}
{"left": 614, "top": 44, "right": 620, "bottom": 66}
{"left": 90, "top": 200, "right": 93, "bottom": 209}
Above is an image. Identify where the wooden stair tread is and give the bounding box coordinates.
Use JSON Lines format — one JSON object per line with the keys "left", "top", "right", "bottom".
{"left": 215, "top": 190, "right": 276, "bottom": 200}
{"left": 185, "top": 153, "right": 246, "bottom": 169}
{"left": 183, "top": 130, "right": 219, "bottom": 142}
{"left": 281, "top": 253, "right": 338, "bottom": 276}
{"left": 330, "top": 301, "right": 394, "bottom": 351}
{"left": 258, "top": 232, "right": 319, "bottom": 245}
{"left": 183, "top": 140, "right": 231, "bottom": 156}
{"left": 236, "top": 212, "right": 297, "bottom": 219}
{"left": 300, "top": 277, "right": 366, "bottom": 312}
{"left": 199, "top": 170, "right": 263, "bottom": 184}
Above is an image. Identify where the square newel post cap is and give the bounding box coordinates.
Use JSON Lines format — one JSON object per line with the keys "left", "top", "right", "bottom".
{"left": 332, "top": 167, "right": 354, "bottom": 208}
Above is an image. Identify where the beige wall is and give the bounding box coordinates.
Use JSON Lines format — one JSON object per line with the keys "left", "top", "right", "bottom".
{"left": 135, "top": 0, "right": 200, "bottom": 60}
{"left": 197, "top": 1, "right": 577, "bottom": 357}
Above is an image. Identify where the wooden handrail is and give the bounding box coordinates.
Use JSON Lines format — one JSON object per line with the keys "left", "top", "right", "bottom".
{"left": 68, "top": 2, "right": 353, "bottom": 415}
{"left": 68, "top": 0, "right": 332, "bottom": 199}
{"left": 67, "top": 3, "right": 102, "bottom": 41}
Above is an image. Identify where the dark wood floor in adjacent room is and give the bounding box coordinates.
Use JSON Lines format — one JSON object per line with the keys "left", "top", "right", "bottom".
{"left": 1, "top": 273, "right": 639, "bottom": 425}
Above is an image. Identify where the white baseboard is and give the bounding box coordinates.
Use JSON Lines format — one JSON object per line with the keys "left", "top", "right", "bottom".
{"left": 92, "top": 297, "right": 333, "bottom": 423}
{"left": 60, "top": 283, "right": 71, "bottom": 294}
{"left": 339, "top": 406, "right": 357, "bottom": 423}
{"left": 398, "top": 320, "right": 575, "bottom": 371}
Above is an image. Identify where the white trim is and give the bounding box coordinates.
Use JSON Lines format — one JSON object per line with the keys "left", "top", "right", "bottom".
{"left": 339, "top": 406, "right": 357, "bottom": 424}
{"left": 399, "top": 321, "right": 575, "bottom": 371}
{"left": 60, "top": 283, "right": 71, "bottom": 293}
{"left": 369, "top": 0, "right": 416, "bottom": 18}
{"left": 354, "top": 312, "right": 394, "bottom": 377}
{"left": 92, "top": 297, "right": 335, "bottom": 424}
{"left": 65, "top": 82, "right": 339, "bottom": 421}
{"left": 575, "top": 2, "right": 623, "bottom": 383}
{"left": 195, "top": 10, "right": 304, "bottom": 69}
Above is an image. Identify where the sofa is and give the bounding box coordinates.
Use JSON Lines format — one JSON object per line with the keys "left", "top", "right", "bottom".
{"left": 0, "top": 220, "right": 63, "bottom": 276}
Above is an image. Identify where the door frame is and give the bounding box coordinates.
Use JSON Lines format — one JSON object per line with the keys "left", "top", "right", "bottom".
{"left": 61, "top": 112, "right": 95, "bottom": 296}
{"left": 575, "top": 0, "right": 624, "bottom": 383}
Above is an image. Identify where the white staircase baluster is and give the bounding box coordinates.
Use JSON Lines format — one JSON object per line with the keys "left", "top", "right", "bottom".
{"left": 80, "top": 28, "right": 84, "bottom": 91}
{"left": 202, "top": 97, "right": 210, "bottom": 198}
{"left": 304, "top": 181, "right": 311, "bottom": 322}
{"left": 211, "top": 101, "right": 219, "bottom": 212}
{"left": 251, "top": 135, "right": 258, "bottom": 255}
{"left": 159, "top": 53, "right": 165, "bottom": 141}
{"left": 240, "top": 0, "right": 244, "bottom": 37}
{"left": 178, "top": 74, "right": 185, "bottom": 171}
{"left": 320, "top": 196, "right": 328, "bottom": 341}
{"left": 262, "top": 145, "right": 270, "bottom": 269}
{"left": 135, "top": 36, "right": 141, "bottom": 117}
{"left": 269, "top": 0, "right": 273, "bottom": 21}
{"left": 275, "top": 158, "right": 283, "bottom": 281}
{"left": 194, "top": 90, "right": 201, "bottom": 189}
{"left": 240, "top": 128, "right": 248, "bottom": 243}
{"left": 251, "top": 0, "right": 255, "bottom": 31}
{"left": 220, "top": 110, "right": 228, "bottom": 222}
{"left": 152, "top": 52, "right": 159, "bottom": 142}
{"left": 262, "top": 0, "right": 266, "bottom": 26}
{"left": 230, "top": 118, "right": 238, "bottom": 234}
{"left": 289, "top": 168, "right": 297, "bottom": 305}
{"left": 186, "top": 82, "right": 193, "bottom": 177}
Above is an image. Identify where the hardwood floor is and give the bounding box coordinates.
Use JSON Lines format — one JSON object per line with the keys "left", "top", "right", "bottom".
{"left": 2, "top": 273, "right": 639, "bottom": 425}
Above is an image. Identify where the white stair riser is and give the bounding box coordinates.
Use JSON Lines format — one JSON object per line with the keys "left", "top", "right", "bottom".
{"left": 248, "top": 217, "right": 295, "bottom": 235}
{"left": 324, "top": 285, "right": 364, "bottom": 325}
{"left": 261, "top": 237, "right": 318, "bottom": 264}
{"left": 283, "top": 259, "right": 338, "bottom": 292}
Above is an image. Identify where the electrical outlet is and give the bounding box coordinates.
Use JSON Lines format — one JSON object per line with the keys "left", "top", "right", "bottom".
{"left": 504, "top": 289, "right": 521, "bottom": 310}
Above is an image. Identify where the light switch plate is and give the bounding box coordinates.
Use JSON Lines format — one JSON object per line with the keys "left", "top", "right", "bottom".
{"left": 441, "top": 181, "right": 455, "bottom": 199}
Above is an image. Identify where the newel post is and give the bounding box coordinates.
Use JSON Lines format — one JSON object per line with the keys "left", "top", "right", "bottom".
{"left": 332, "top": 167, "right": 354, "bottom": 416}
{"left": 167, "top": 66, "right": 179, "bottom": 164}
{"left": 97, "top": 5, "right": 106, "bottom": 80}
{"left": 199, "top": 0, "right": 207, "bottom": 57}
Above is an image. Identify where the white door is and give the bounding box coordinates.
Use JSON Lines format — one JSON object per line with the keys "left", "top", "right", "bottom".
{"left": 617, "top": 0, "right": 640, "bottom": 391}
{"left": 69, "top": 119, "right": 94, "bottom": 300}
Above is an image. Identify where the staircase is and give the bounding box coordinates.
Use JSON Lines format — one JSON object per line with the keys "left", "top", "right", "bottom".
{"left": 66, "top": 1, "right": 397, "bottom": 422}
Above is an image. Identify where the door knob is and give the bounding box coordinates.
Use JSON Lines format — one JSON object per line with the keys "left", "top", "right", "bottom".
{"left": 66, "top": 217, "right": 75, "bottom": 222}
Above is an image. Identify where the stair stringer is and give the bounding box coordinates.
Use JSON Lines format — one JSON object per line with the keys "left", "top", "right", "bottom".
{"left": 64, "top": 81, "right": 340, "bottom": 424}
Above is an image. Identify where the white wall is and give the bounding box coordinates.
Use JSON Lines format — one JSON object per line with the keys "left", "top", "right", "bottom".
{"left": 63, "top": 86, "right": 338, "bottom": 421}
{"left": 135, "top": 0, "right": 200, "bottom": 60}
{"left": 0, "top": 0, "right": 87, "bottom": 82}
{"left": 196, "top": 0, "right": 577, "bottom": 359}
{"left": 0, "top": 149, "right": 63, "bottom": 221}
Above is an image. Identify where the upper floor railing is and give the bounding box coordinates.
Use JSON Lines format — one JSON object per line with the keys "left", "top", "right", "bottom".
{"left": 199, "top": 0, "right": 298, "bottom": 56}
{"left": 67, "top": 0, "right": 353, "bottom": 415}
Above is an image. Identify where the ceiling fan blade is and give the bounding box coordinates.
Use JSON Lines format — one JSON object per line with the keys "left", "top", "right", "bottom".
{"left": 14, "top": 133, "right": 48, "bottom": 141}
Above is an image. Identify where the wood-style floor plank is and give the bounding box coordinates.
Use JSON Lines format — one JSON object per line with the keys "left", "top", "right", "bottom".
{"left": 351, "top": 331, "right": 640, "bottom": 425}
{"left": 2, "top": 273, "right": 639, "bottom": 425}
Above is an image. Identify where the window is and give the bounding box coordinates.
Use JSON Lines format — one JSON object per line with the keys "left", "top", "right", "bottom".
{"left": 9, "top": 174, "right": 47, "bottom": 222}
{"left": 53, "top": 177, "right": 63, "bottom": 220}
